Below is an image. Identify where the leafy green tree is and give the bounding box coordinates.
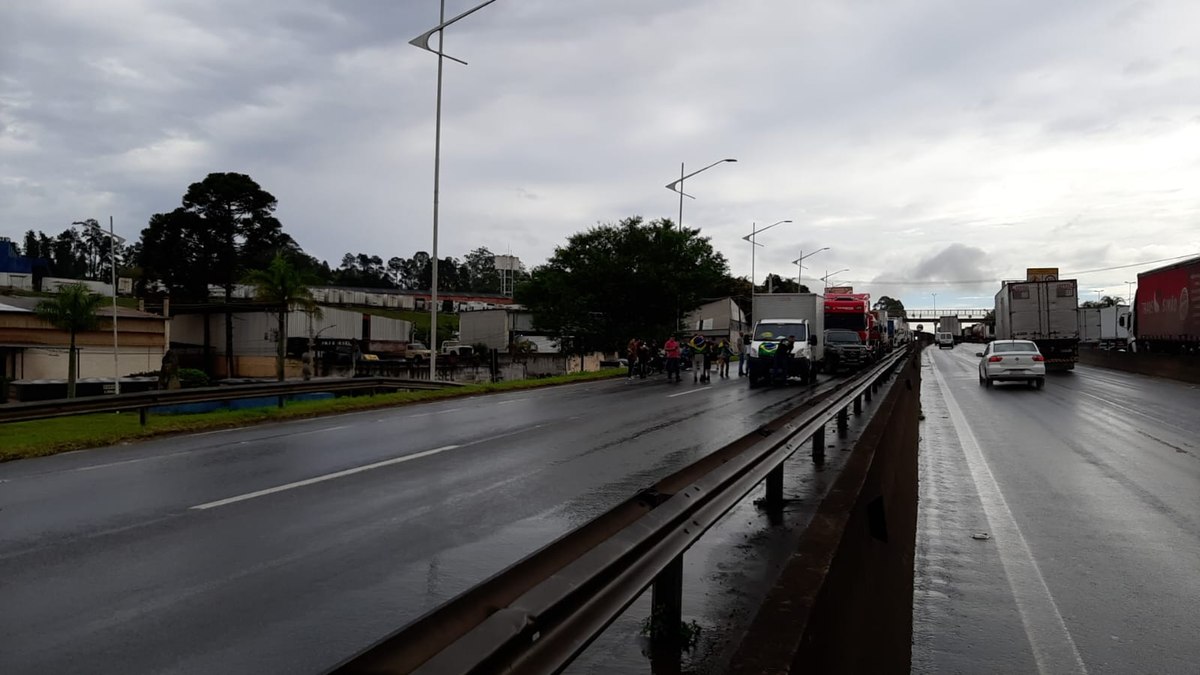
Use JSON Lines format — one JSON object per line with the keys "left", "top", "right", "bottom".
{"left": 517, "top": 216, "right": 729, "bottom": 352}
{"left": 462, "top": 247, "right": 501, "bottom": 293}
{"left": 35, "top": 283, "right": 104, "bottom": 398}
{"left": 139, "top": 173, "right": 294, "bottom": 376}
{"left": 244, "top": 254, "right": 320, "bottom": 381}
{"left": 334, "top": 252, "right": 393, "bottom": 288}
{"left": 873, "top": 295, "right": 907, "bottom": 317}
{"left": 757, "top": 273, "right": 807, "bottom": 294}
{"left": 1081, "top": 296, "right": 1124, "bottom": 309}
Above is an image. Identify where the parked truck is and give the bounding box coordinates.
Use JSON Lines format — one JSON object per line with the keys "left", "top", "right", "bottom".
{"left": 1079, "top": 305, "right": 1130, "bottom": 347}
{"left": 887, "top": 317, "right": 911, "bottom": 347}
{"left": 938, "top": 316, "right": 962, "bottom": 342}
{"left": 1129, "top": 256, "right": 1200, "bottom": 353}
{"left": 825, "top": 293, "right": 879, "bottom": 354}
{"left": 747, "top": 293, "right": 824, "bottom": 387}
{"left": 994, "top": 278, "right": 1080, "bottom": 370}
{"left": 969, "top": 322, "right": 992, "bottom": 343}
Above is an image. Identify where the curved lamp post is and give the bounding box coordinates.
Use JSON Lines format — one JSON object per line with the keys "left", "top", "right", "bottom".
{"left": 665, "top": 158, "right": 736, "bottom": 229}
{"left": 410, "top": 0, "right": 499, "bottom": 380}
{"left": 792, "top": 246, "right": 830, "bottom": 289}
{"left": 742, "top": 220, "right": 792, "bottom": 298}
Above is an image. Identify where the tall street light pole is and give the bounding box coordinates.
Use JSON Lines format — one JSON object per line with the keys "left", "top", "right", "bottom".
{"left": 665, "top": 158, "right": 736, "bottom": 229}
{"left": 410, "top": 0, "right": 498, "bottom": 381}
{"left": 822, "top": 268, "right": 850, "bottom": 290}
{"left": 792, "top": 246, "right": 830, "bottom": 289}
{"left": 742, "top": 219, "right": 792, "bottom": 301}
{"left": 931, "top": 292, "right": 938, "bottom": 314}
{"left": 77, "top": 218, "right": 125, "bottom": 395}
{"left": 1125, "top": 280, "right": 1134, "bottom": 305}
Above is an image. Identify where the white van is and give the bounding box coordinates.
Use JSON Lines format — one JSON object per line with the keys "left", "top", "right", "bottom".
{"left": 936, "top": 332, "right": 955, "bottom": 349}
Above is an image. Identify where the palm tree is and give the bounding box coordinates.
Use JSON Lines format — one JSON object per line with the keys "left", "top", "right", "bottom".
{"left": 35, "top": 283, "right": 105, "bottom": 398}
{"left": 244, "top": 254, "right": 319, "bottom": 381}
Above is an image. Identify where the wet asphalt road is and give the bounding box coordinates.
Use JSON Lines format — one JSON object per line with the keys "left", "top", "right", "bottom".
{"left": 0, "top": 370, "right": 832, "bottom": 674}
{"left": 913, "top": 346, "right": 1200, "bottom": 674}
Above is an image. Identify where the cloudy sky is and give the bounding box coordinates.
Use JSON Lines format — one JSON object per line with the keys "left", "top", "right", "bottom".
{"left": 3, "top": 0, "right": 1198, "bottom": 308}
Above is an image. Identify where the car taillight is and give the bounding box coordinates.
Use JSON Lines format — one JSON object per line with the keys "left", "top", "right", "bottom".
{"left": 988, "top": 356, "right": 1003, "bottom": 362}
{"left": 1032, "top": 354, "right": 1045, "bottom": 362}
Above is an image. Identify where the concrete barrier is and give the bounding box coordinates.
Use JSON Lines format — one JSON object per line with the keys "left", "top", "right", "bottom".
{"left": 1078, "top": 348, "right": 1200, "bottom": 384}
{"left": 729, "top": 348, "right": 922, "bottom": 674}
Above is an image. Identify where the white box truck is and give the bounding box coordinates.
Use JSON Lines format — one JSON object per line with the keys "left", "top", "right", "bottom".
{"left": 994, "top": 279, "right": 1079, "bottom": 370}
{"left": 747, "top": 293, "right": 824, "bottom": 387}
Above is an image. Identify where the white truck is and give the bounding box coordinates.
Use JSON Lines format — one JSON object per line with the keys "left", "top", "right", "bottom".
{"left": 1079, "top": 305, "right": 1131, "bottom": 347}
{"left": 994, "top": 279, "right": 1079, "bottom": 370}
{"left": 747, "top": 293, "right": 824, "bottom": 388}
{"left": 938, "top": 315, "right": 962, "bottom": 342}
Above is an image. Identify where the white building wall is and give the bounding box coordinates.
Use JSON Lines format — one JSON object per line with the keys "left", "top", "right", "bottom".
{"left": 43, "top": 277, "right": 113, "bottom": 295}
{"left": 0, "top": 273, "right": 34, "bottom": 290}
{"left": 19, "top": 346, "right": 165, "bottom": 380}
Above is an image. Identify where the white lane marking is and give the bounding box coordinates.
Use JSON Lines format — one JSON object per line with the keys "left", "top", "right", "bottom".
{"left": 406, "top": 407, "right": 463, "bottom": 418}
{"left": 497, "top": 397, "right": 530, "bottom": 405}
{"left": 190, "top": 445, "right": 462, "bottom": 510}
{"left": 188, "top": 427, "right": 244, "bottom": 438}
{"left": 287, "top": 424, "right": 348, "bottom": 437}
{"left": 931, "top": 358, "right": 1088, "bottom": 675}
{"left": 667, "top": 386, "right": 712, "bottom": 398}
{"left": 191, "top": 421, "right": 552, "bottom": 510}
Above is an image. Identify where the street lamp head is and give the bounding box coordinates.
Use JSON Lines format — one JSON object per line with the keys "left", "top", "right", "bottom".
{"left": 723, "top": 158, "right": 737, "bottom": 163}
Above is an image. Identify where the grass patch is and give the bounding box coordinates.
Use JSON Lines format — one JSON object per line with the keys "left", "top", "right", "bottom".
{"left": 0, "top": 368, "right": 624, "bottom": 462}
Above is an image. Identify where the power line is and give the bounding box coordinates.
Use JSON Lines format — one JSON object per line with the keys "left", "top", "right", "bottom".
{"left": 832, "top": 252, "right": 1199, "bottom": 286}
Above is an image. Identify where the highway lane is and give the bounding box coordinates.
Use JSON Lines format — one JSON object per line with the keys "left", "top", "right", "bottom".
{"left": 0, "top": 370, "right": 828, "bottom": 674}
{"left": 913, "top": 346, "right": 1200, "bottom": 674}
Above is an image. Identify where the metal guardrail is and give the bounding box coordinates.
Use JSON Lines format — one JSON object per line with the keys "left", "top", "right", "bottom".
{"left": 331, "top": 347, "right": 912, "bottom": 674}
{"left": 0, "top": 377, "right": 463, "bottom": 426}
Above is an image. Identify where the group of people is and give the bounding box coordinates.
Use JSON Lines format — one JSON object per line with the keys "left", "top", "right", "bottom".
{"left": 626, "top": 334, "right": 738, "bottom": 384}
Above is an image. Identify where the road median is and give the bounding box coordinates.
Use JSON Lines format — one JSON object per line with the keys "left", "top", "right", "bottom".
{"left": 0, "top": 369, "right": 624, "bottom": 462}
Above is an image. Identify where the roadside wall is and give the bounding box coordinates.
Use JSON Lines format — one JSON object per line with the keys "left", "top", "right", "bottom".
{"left": 1078, "top": 348, "right": 1200, "bottom": 384}
{"left": 730, "top": 348, "right": 923, "bottom": 674}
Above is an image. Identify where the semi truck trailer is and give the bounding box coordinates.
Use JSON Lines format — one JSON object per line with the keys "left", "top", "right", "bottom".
{"left": 994, "top": 278, "right": 1080, "bottom": 370}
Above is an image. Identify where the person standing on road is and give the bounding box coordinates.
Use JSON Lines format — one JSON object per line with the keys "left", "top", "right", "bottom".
{"left": 717, "top": 338, "right": 733, "bottom": 378}
{"left": 627, "top": 337, "right": 639, "bottom": 379}
{"left": 664, "top": 334, "right": 682, "bottom": 382}
{"left": 637, "top": 339, "right": 652, "bottom": 379}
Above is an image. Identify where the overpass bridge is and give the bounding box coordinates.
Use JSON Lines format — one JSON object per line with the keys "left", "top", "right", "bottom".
{"left": 904, "top": 308, "right": 990, "bottom": 325}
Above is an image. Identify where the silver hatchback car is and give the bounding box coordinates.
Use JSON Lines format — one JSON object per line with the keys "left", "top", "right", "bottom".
{"left": 977, "top": 340, "right": 1046, "bottom": 389}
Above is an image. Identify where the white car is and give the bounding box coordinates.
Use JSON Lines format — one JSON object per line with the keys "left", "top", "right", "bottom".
{"left": 977, "top": 340, "right": 1046, "bottom": 389}
{"left": 936, "top": 332, "right": 954, "bottom": 349}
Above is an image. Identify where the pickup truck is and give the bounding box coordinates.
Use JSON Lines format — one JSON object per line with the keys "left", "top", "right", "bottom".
{"left": 405, "top": 341, "right": 432, "bottom": 364}
{"left": 823, "top": 329, "right": 872, "bottom": 374}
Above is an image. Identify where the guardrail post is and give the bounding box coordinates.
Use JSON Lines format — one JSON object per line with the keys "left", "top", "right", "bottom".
{"left": 837, "top": 407, "right": 848, "bottom": 435}
{"left": 139, "top": 407, "right": 147, "bottom": 426}
{"left": 277, "top": 395, "right": 285, "bottom": 409}
{"left": 853, "top": 394, "right": 862, "bottom": 414}
{"left": 650, "top": 554, "right": 684, "bottom": 649}
{"left": 812, "top": 425, "right": 826, "bottom": 464}
{"left": 865, "top": 384, "right": 873, "bottom": 403}
{"left": 765, "top": 463, "right": 784, "bottom": 508}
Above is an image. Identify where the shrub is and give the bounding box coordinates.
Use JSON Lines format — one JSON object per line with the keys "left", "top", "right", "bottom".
{"left": 178, "top": 368, "right": 210, "bottom": 388}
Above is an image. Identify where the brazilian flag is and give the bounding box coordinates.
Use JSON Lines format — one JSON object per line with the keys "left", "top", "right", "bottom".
{"left": 758, "top": 342, "right": 778, "bottom": 358}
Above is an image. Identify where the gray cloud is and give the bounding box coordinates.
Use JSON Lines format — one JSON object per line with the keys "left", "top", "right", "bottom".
{"left": 3, "top": 0, "right": 1199, "bottom": 311}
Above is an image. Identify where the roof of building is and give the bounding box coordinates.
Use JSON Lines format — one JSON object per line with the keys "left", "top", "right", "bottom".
{"left": 0, "top": 294, "right": 164, "bottom": 319}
